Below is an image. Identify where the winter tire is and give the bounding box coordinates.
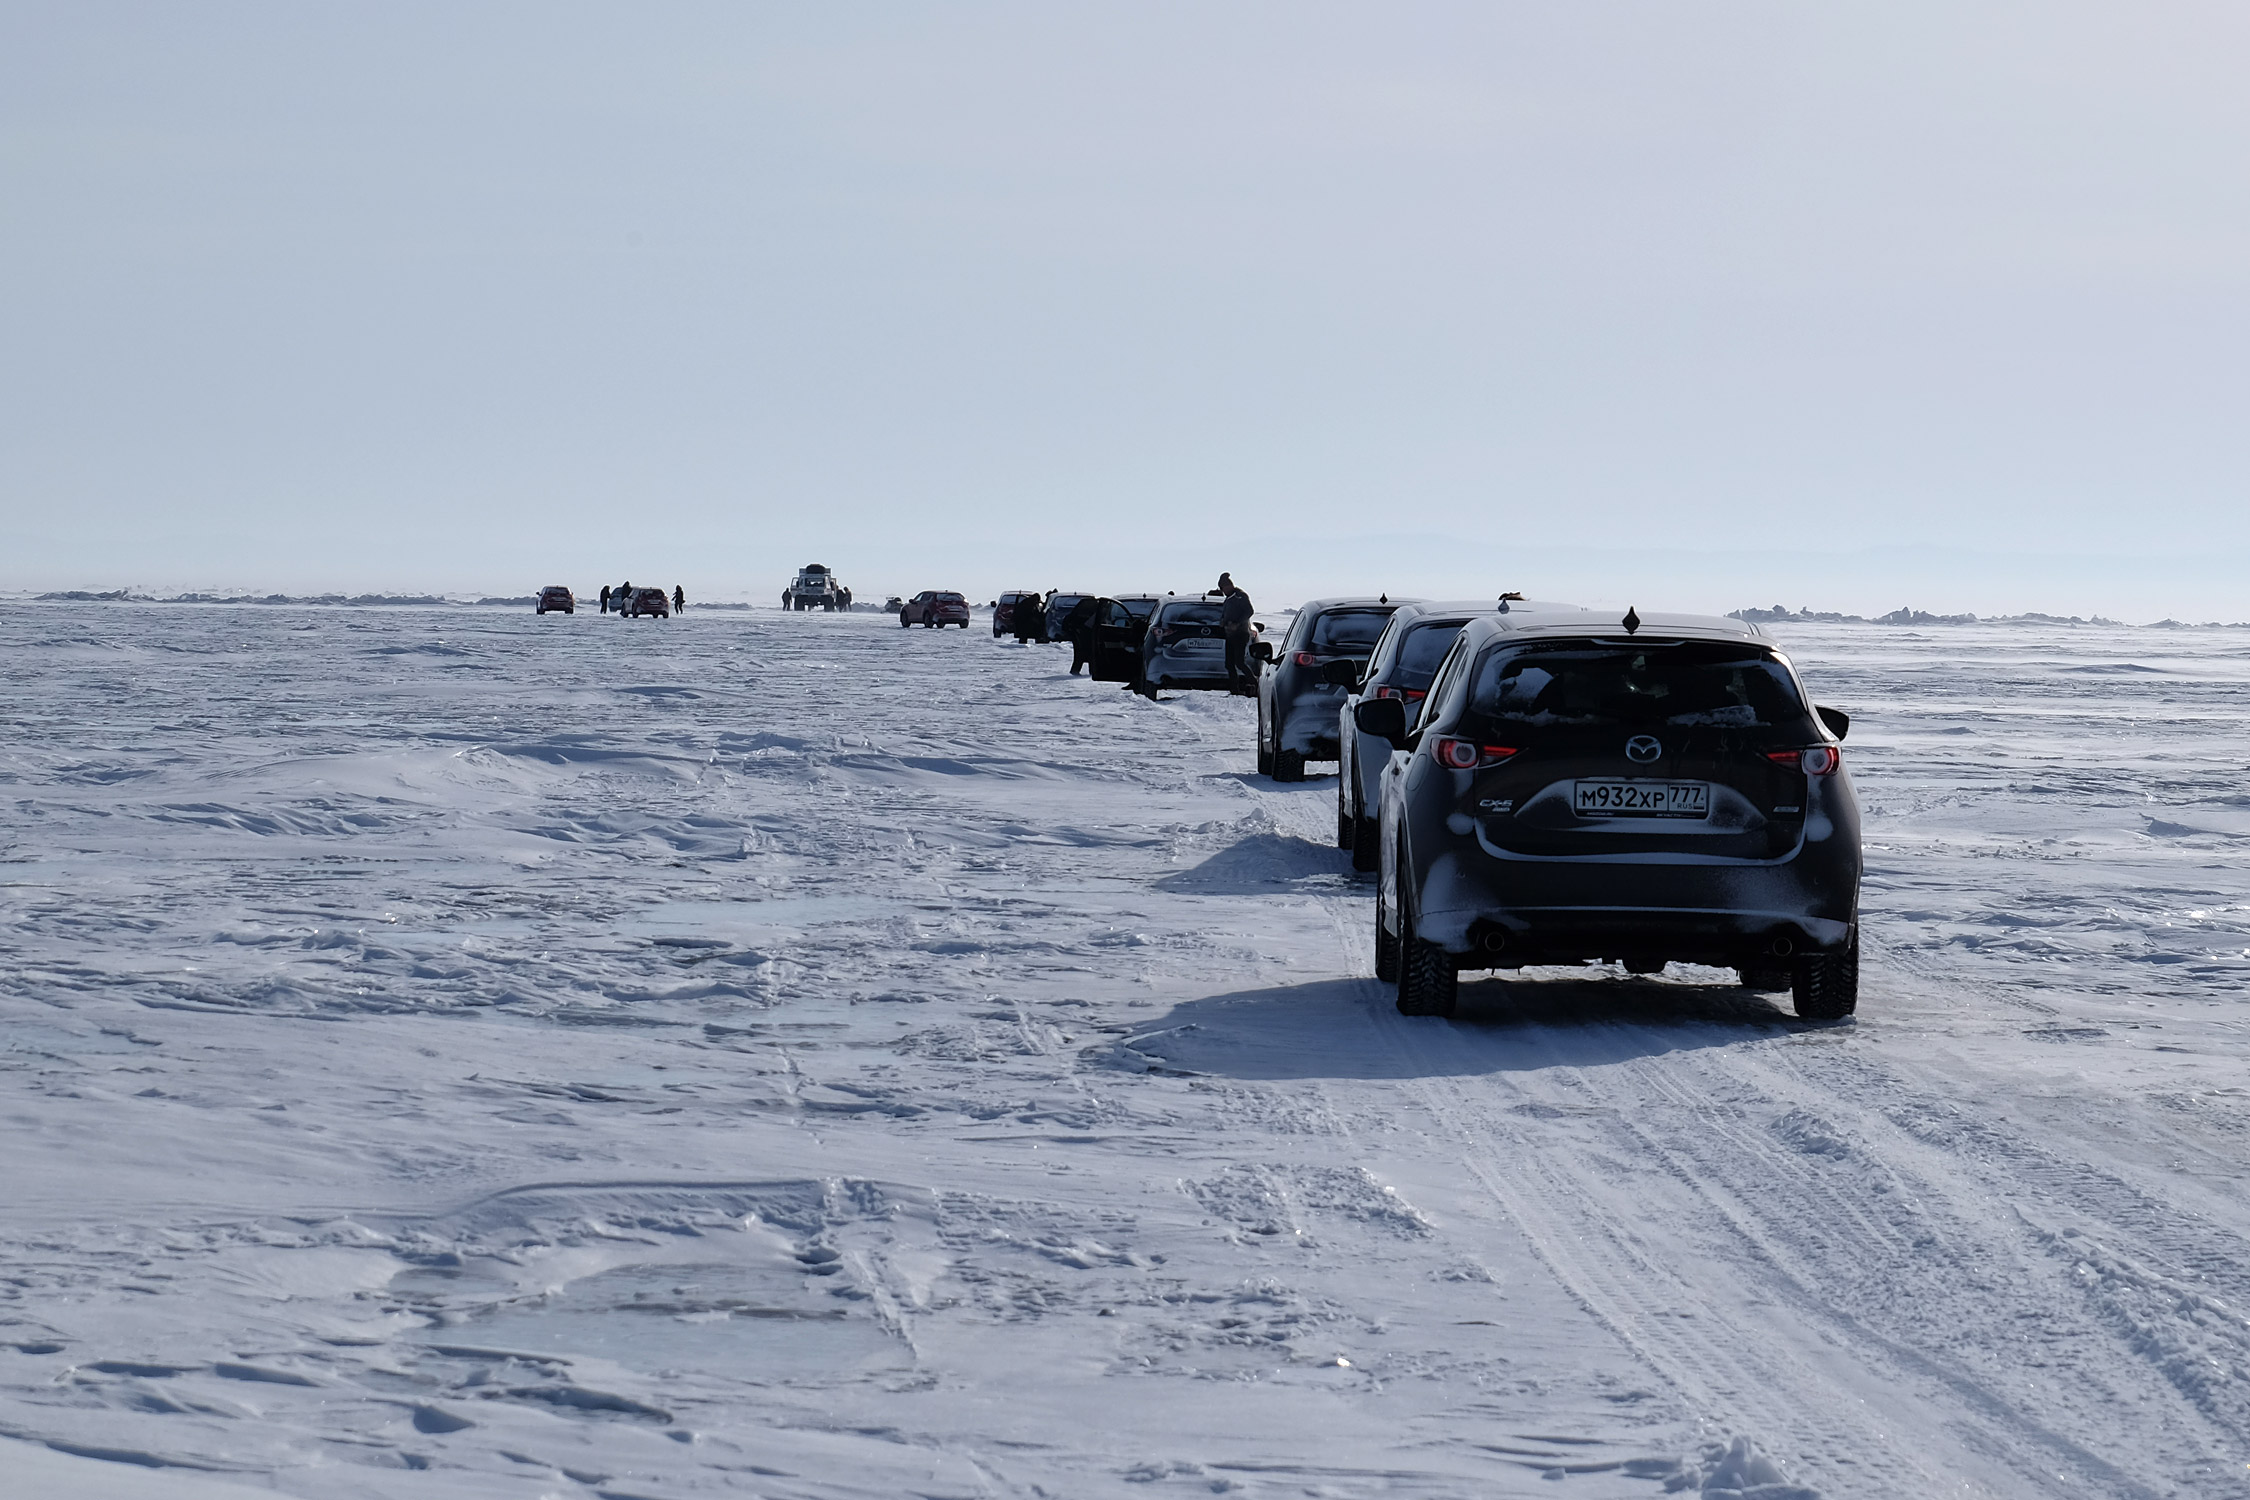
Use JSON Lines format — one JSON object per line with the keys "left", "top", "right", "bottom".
{"left": 1274, "top": 749, "right": 1305, "bottom": 783}
{"left": 1337, "top": 782, "right": 1354, "bottom": 850}
{"left": 1394, "top": 904, "right": 1456, "bottom": 1018}
{"left": 1791, "top": 935, "right": 1858, "bottom": 1020}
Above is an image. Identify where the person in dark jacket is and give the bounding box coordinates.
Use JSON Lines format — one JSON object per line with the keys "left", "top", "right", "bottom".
{"left": 672, "top": 585, "right": 685, "bottom": 613}
{"left": 1221, "top": 581, "right": 1256, "bottom": 694}
{"left": 1014, "top": 591, "right": 1046, "bottom": 644}
{"left": 599, "top": 585, "right": 612, "bottom": 614}
{"left": 1063, "top": 595, "right": 1101, "bottom": 674}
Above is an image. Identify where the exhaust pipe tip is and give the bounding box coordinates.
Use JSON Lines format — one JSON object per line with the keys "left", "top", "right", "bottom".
{"left": 1478, "top": 928, "right": 1509, "bottom": 954}
{"left": 1768, "top": 935, "right": 1795, "bottom": 958}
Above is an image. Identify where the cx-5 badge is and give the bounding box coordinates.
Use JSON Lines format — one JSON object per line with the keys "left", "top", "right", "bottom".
{"left": 1625, "top": 735, "right": 1662, "bottom": 763}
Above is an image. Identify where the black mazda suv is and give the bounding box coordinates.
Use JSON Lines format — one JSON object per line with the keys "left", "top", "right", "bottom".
{"left": 1359, "top": 610, "right": 1860, "bottom": 1020}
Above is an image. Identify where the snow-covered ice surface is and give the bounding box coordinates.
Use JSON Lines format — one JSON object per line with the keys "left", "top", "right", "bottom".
{"left": 2, "top": 605, "right": 2247, "bottom": 1499}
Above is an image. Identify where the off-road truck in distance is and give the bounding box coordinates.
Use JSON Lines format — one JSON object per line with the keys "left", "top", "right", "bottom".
{"left": 782, "top": 564, "right": 854, "bottom": 611}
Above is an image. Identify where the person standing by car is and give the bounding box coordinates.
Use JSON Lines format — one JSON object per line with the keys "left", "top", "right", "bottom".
{"left": 672, "top": 585, "right": 686, "bottom": 613}
{"left": 600, "top": 584, "right": 612, "bottom": 614}
{"left": 1221, "top": 579, "right": 1256, "bottom": 694}
{"left": 1063, "top": 595, "right": 1101, "bottom": 674}
{"left": 1014, "top": 591, "right": 1047, "bottom": 644}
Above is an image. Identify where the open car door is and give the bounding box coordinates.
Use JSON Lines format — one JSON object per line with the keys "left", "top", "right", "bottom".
{"left": 1088, "top": 598, "right": 1147, "bottom": 682}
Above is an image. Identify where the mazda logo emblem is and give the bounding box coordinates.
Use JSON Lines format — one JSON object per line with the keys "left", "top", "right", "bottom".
{"left": 1625, "top": 735, "right": 1662, "bottom": 763}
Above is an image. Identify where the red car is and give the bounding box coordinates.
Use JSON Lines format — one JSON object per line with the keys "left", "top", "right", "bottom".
{"left": 535, "top": 586, "right": 575, "bottom": 614}
{"left": 899, "top": 591, "right": 971, "bottom": 628}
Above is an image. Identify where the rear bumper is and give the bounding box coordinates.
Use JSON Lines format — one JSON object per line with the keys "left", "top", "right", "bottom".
{"left": 1276, "top": 685, "right": 1349, "bottom": 758}
{"left": 1147, "top": 645, "right": 1231, "bottom": 687}
{"left": 1412, "top": 850, "right": 1857, "bottom": 966}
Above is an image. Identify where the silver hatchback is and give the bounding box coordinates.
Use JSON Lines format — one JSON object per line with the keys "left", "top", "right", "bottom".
{"left": 1139, "top": 596, "right": 1234, "bottom": 690}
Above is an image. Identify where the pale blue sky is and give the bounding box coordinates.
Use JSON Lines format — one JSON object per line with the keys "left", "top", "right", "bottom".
{"left": 5, "top": 2, "right": 2247, "bottom": 617}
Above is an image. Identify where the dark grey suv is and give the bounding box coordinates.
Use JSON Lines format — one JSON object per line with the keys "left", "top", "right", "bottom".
{"left": 1338, "top": 599, "right": 1567, "bottom": 869}
{"left": 1257, "top": 597, "right": 1417, "bottom": 781}
{"left": 1361, "top": 609, "right": 1860, "bottom": 1020}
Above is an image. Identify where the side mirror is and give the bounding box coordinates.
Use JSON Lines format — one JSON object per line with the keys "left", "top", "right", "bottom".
{"left": 1319, "top": 658, "right": 1360, "bottom": 688}
{"left": 1816, "top": 705, "right": 1850, "bottom": 741}
{"left": 1354, "top": 696, "right": 1408, "bottom": 746}
{"left": 1249, "top": 640, "right": 1275, "bottom": 665}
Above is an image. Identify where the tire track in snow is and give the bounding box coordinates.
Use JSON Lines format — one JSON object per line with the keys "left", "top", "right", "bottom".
{"left": 1245, "top": 749, "right": 2241, "bottom": 1498}
{"left": 1248, "top": 765, "right": 2059, "bottom": 1495}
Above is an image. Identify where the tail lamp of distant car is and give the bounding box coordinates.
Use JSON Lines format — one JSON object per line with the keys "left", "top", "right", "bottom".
{"left": 1431, "top": 737, "right": 1519, "bottom": 770}
{"left": 1766, "top": 747, "right": 1842, "bottom": 775}
{"left": 1369, "top": 685, "right": 1426, "bottom": 703}
{"left": 1292, "top": 651, "right": 1322, "bottom": 667}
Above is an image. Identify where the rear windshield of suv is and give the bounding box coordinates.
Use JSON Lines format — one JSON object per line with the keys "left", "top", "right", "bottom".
{"left": 1391, "top": 620, "right": 1467, "bottom": 690}
{"left": 1469, "top": 642, "right": 1809, "bottom": 730}
{"left": 1311, "top": 608, "right": 1393, "bottom": 653}
{"left": 1159, "top": 602, "right": 1224, "bottom": 627}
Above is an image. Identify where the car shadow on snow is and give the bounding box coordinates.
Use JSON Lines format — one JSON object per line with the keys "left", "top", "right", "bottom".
{"left": 1153, "top": 832, "right": 1353, "bottom": 894}
{"left": 1100, "top": 975, "right": 1814, "bottom": 1080}
{"left": 1216, "top": 771, "right": 1336, "bottom": 793}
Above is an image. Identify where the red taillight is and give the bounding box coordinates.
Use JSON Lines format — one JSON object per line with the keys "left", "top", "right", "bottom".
{"left": 1404, "top": 688, "right": 1426, "bottom": 702}
{"left": 1767, "top": 747, "right": 1841, "bottom": 775}
{"left": 1371, "top": 685, "right": 1403, "bottom": 700}
{"left": 1293, "top": 651, "right": 1320, "bottom": 668}
{"left": 1432, "top": 737, "right": 1519, "bottom": 770}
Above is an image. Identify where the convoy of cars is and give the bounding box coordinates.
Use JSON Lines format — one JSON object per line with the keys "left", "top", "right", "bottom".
{"left": 524, "top": 566, "right": 1862, "bottom": 1021}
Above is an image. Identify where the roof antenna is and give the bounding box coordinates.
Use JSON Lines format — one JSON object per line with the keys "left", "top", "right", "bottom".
{"left": 1379, "top": 592, "right": 1388, "bottom": 604}
{"left": 1622, "top": 606, "right": 1641, "bottom": 635}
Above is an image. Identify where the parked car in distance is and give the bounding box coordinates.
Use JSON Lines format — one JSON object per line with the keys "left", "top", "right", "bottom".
{"left": 1042, "top": 593, "right": 1092, "bottom": 644}
{"left": 1138, "top": 594, "right": 1236, "bottom": 693}
{"left": 1258, "top": 596, "right": 1417, "bottom": 780}
{"left": 1338, "top": 598, "right": 1562, "bottom": 867}
{"left": 620, "top": 587, "right": 671, "bottom": 619}
{"left": 899, "top": 591, "right": 972, "bottom": 628}
{"left": 994, "top": 590, "right": 1039, "bottom": 638}
{"left": 1363, "top": 608, "right": 1860, "bottom": 1020}
{"left": 536, "top": 586, "right": 575, "bottom": 615}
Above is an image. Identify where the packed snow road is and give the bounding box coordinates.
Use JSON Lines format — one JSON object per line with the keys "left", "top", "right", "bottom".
{"left": 2, "top": 603, "right": 2247, "bottom": 1499}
